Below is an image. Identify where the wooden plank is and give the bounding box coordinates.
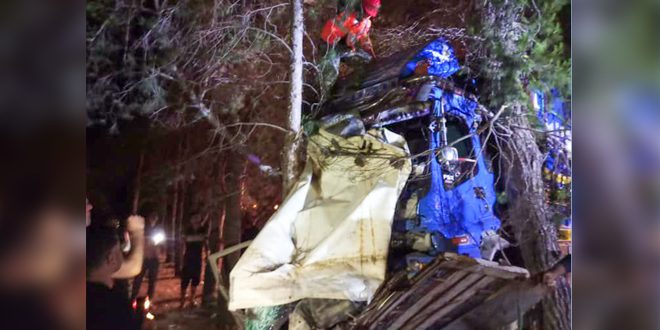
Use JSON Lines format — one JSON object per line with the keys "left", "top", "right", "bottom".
{"left": 363, "top": 286, "right": 413, "bottom": 327}
{"left": 430, "top": 253, "right": 528, "bottom": 279}
{"left": 439, "top": 263, "right": 528, "bottom": 280}
{"left": 412, "top": 276, "right": 496, "bottom": 329}
{"left": 404, "top": 273, "right": 492, "bottom": 329}
{"left": 354, "top": 254, "right": 531, "bottom": 329}
{"left": 428, "top": 279, "right": 507, "bottom": 328}
{"left": 364, "top": 260, "right": 452, "bottom": 327}
{"left": 358, "top": 291, "right": 400, "bottom": 328}
{"left": 356, "top": 275, "right": 403, "bottom": 325}
{"left": 369, "top": 270, "right": 408, "bottom": 304}
{"left": 366, "top": 269, "right": 453, "bottom": 329}
{"left": 441, "top": 281, "right": 547, "bottom": 330}
{"left": 391, "top": 271, "right": 477, "bottom": 330}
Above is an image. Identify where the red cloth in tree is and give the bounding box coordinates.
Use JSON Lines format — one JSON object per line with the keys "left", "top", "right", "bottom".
{"left": 321, "top": 11, "right": 373, "bottom": 53}
{"left": 362, "top": 0, "right": 381, "bottom": 17}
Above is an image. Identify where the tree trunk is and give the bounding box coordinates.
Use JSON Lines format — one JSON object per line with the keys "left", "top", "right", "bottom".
{"left": 216, "top": 149, "right": 242, "bottom": 328}
{"left": 176, "top": 179, "right": 188, "bottom": 276}
{"left": 281, "top": 0, "right": 304, "bottom": 194}
{"left": 215, "top": 204, "right": 234, "bottom": 328}
{"left": 169, "top": 140, "right": 183, "bottom": 264}
{"left": 131, "top": 148, "right": 145, "bottom": 214}
{"left": 166, "top": 182, "right": 178, "bottom": 263}
{"left": 499, "top": 105, "right": 571, "bottom": 330}
{"left": 203, "top": 155, "right": 225, "bottom": 306}
{"left": 174, "top": 135, "right": 189, "bottom": 276}
{"left": 241, "top": 2, "right": 306, "bottom": 327}
{"left": 223, "top": 150, "right": 243, "bottom": 275}
{"left": 218, "top": 205, "right": 226, "bottom": 276}
{"left": 202, "top": 211, "right": 220, "bottom": 305}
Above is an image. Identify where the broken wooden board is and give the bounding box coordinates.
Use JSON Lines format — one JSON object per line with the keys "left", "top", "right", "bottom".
{"left": 350, "top": 253, "right": 547, "bottom": 330}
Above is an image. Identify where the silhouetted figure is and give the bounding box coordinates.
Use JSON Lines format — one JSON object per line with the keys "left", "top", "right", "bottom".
{"left": 131, "top": 212, "right": 163, "bottom": 301}
{"left": 179, "top": 214, "right": 206, "bottom": 308}
{"left": 87, "top": 226, "right": 140, "bottom": 330}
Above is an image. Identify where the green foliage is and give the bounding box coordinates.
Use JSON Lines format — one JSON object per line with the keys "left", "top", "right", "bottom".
{"left": 86, "top": 0, "right": 291, "bottom": 128}
{"left": 86, "top": 0, "right": 174, "bottom": 125}
{"left": 549, "top": 185, "right": 570, "bottom": 204}
{"left": 245, "top": 306, "right": 287, "bottom": 330}
{"left": 302, "top": 116, "right": 320, "bottom": 136}
{"left": 496, "top": 191, "right": 509, "bottom": 205}
{"left": 473, "top": 0, "right": 571, "bottom": 109}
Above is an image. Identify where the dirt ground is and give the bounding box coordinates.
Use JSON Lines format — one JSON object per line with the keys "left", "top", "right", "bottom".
{"left": 135, "top": 258, "right": 226, "bottom": 330}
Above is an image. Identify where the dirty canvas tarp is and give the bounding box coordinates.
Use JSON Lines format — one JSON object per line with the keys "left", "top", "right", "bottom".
{"left": 229, "top": 128, "right": 411, "bottom": 310}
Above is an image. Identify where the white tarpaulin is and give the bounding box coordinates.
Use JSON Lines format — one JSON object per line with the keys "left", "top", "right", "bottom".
{"left": 228, "top": 128, "right": 411, "bottom": 310}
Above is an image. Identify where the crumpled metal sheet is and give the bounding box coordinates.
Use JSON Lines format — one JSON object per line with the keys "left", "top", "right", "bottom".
{"left": 400, "top": 38, "right": 461, "bottom": 79}
{"left": 228, "top": 128, "right": 411, "bottom": 310}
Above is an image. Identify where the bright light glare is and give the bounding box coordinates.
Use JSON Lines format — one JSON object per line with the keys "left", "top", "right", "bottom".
{"left": 273, "top": 204, "right": 279, "bottom": 210}
{"left": 146, "top": 312, "right": 155, "bottom": 320}
{"left": 152, "top": 232, "right": 165, "bottom": 245}
{"left": 441, "top": 147, "right": 458, "bottom": 162}
{"left": 144, "top": 297, "right": 151, "bottom": 310}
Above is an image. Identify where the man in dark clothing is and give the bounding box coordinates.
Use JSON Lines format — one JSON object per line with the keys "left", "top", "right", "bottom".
{"left": 180, "top": 213, "right": 206, "bottom": 308}
{"left": 131, "top": 212, "right": 163, "bottom": 301}
{"left": 87, "top": 226, "right": 140, "bottom": 330}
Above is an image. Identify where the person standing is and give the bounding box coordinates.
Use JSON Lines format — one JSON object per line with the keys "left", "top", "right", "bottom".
{"left": 179, "top": 213, "right": 206, "bottom": 308}
{"left": 131, "top": 212, "right": 163, "bottom": 301}
{"left": 86, "top": 198, "right": 145, "bottom": 279}
{"left": 87, "top": 226, "right": 140, "bottom": 330}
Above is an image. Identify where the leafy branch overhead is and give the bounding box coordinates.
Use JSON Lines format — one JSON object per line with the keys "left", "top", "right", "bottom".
{"left": 473, "top": 0, "right": 570, "bottom": 109}
{"left": 87, "top": 0, "right": 295, "bottom": 128}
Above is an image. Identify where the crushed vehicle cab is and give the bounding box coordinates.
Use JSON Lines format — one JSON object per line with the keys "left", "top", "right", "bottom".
{"left": 227, "top": 38, "right": 547, "bottom": 329}
{"left": 318, "top": 38, "right": 506, "bottom": 268}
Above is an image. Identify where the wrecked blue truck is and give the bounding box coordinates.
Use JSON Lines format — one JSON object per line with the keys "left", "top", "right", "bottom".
{"left": 317, "top": 38, "right": 507, "bottom": 268}
{"left": 225, "top": 37, "right": 552, "bottom": 329}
